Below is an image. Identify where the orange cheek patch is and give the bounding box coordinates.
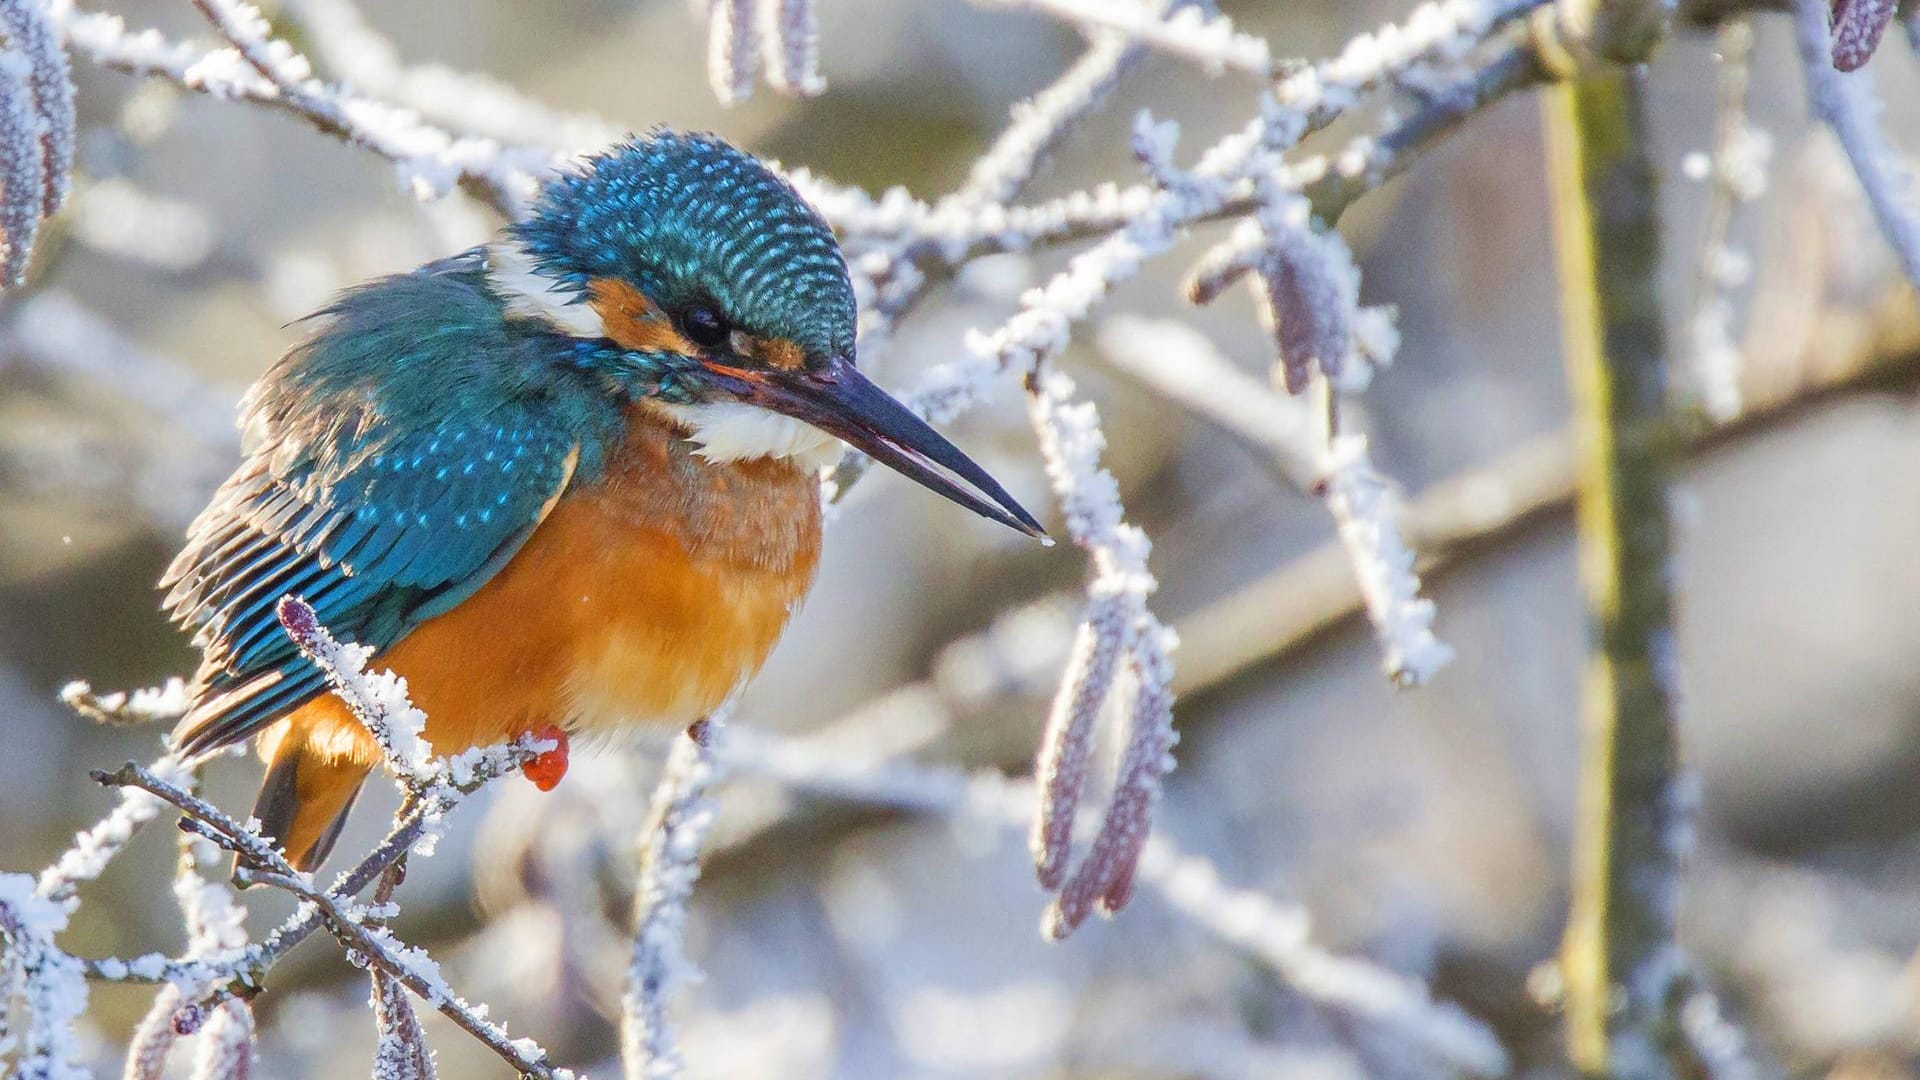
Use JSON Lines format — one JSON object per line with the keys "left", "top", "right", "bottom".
{"left": 757, "top": 337, "right": 807, "bottom": 371}
{"left": 588, "top": 277, "right": 698, "bottom": 355}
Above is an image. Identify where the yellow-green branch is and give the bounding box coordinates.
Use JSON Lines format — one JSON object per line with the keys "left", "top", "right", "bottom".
{"left": 1544, "top": 57, "right": 1688, "bottom": 1080}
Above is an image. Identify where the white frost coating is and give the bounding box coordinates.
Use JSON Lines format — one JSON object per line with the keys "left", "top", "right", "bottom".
{"left": 699, "top": 0, "right": 825, "bottom": 104}
{"left": 623, "top": 717, "right": 730, "bottom": 1080}
{"left": 1793, "top": 0, "right": 1920, "bottom": 291}
{"left": 57, "top": 677, "right": 193, "bottom": 727}
{"left": 981, "top": 0, "right": 1273, "bottom": 77}
{"left": 1274, "top": 0, "right": 1503, "bottom": 121}
{"left": 0, "top": 872, "right": 90, "bottom": 1080}
{"left": 1318, "top": 433, "right": 1453, "bottom": 686}
{"left": 486, "top": 240, "right": 606, "bottom": 338}
{"left": 189, "top": 1002, "right": 255, "bottom": 1080}
{"left": 277, "top": 597, "right": 559, "bottom": 860}
{"left": 278, "top": 599, "right": 437, "bottom": 781}
{"left": 757, "top": 0, "right": 824, "bottom": 97}
{"left": 1026, "top": 369, "right": 1180, "bottom": 937}
{"left": 36, "top": 754, "right": 193, "bottom": 904}
{"left": 45, "top": 0, "right": 554, "bottom": 213}
{"left": 705, "top": 0, "right": 755, "bottom": 106}
{"left": 653, "top": 401, "right": 844, "bottom": 470}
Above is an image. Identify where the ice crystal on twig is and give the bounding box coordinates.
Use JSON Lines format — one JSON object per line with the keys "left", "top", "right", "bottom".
{"left": 623, "top": 716, "right": 729, "bottom": 1080}
{"left": 0, "top": 0, "right": 75, "bottom": 287}
{"left": 1319, "top": 423, "right": 1453, "bottom": 687}
{"left": 0, "top": 872, "right": 90, "bottom": 1080}
{"left": 58, "top": 678, "right": 192, "bottom": 727}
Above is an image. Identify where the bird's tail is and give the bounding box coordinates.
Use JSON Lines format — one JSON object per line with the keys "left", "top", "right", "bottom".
{"left": 248, "top": 704, "right": 374, "bottom": 877}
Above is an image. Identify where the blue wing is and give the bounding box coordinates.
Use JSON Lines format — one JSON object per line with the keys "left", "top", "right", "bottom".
{"left": 166, "top": 255, "right": 606, "bottom": 757}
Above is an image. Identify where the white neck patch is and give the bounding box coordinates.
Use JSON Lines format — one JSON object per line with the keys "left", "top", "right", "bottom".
{"left": 655, "top": 401, "right": 844, "bottom": 471}
{"left": 486, "top": 240, "right": 606, "bottom": 338}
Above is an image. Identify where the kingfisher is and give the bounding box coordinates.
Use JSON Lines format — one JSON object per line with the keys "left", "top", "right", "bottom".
{"left": 160, "top": 130, "right": 1045, "bottom": 872}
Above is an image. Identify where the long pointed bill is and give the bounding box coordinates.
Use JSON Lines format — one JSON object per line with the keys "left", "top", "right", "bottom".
{"left": 707, "top": 356, "right": 1048, "bottom": 539}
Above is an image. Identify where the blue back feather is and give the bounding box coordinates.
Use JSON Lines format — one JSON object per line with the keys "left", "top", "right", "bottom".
{"left": 167, "top": 252, "right": 622, "bottom": 755}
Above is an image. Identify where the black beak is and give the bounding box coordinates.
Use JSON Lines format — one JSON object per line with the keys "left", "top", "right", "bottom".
{"left": 709, "top": 356, "right": 1048, "bottom": 540}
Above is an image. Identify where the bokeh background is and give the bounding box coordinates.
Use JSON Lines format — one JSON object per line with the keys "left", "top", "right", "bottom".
{"left": 5, "top": 1, "right": 1920, "bottom": 1076}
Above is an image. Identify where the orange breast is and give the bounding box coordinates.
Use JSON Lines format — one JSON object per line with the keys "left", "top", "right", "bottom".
{"left": 273, "top": 406, "right": 823, "bottom": 768}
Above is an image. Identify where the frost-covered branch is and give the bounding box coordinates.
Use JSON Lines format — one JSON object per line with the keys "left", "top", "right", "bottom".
{"left": 97, "top": 752, "right": 568, "bottom": 1078}
{"left": 1317, "top": 406, "right": 1455, "bottom": 687}
{"left": 0, "top": 874, "right": 89, "bottom": 1080}
{"left": 47, "top": 0, "right": 551, "bottom": 214}
{"left": 622, "top": 716, "right": 729, "bottom": 1080}
{"left": 5, "top": 597, "right": 565, "bottom": 1078}
{"left": 56, "top": 678, "right": 191, "bottom": 728}
{"left": 1792, "top": 0, "right": 1920, "bottom": 290}
{"left": 977, "top": 0, "right": 1275, "bottom": 76}
{"left": 0, "top": 0, "right": 75, "bottom": 287}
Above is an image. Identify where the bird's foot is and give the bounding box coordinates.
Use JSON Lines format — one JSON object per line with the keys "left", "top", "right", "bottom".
{"left": 524, "top": 725, "right": 570, "bottom": 791}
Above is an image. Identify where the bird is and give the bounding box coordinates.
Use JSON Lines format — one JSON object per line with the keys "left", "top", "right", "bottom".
{"left": 160, "top": 130, "right": 1046, "bottom": 873}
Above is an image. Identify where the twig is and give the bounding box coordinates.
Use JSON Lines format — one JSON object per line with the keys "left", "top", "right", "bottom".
{"left": 246, "top": 869, "right": 562, "bottom": 1079}
{"left": 622, "top": 716, "right": 729, "bottom": 1080}
{"left": 35, "top": 755, "right": 195, "bottom": 905}
{"left": 1542, "top": 54, "right": 1689, "bottom": 1078}
{"left": 1792, "top": 0, "right": 1920, "bottom": 290}
{"left": 49, "top": 0, "right": 550, "bottom": 215}
{"left": 57, "top": 678, "right": 192, "bottom": 728}
{"left": 975, "top": 0, "right": 1274, "bottom": 76}
{"left": 92, "top": 762, "right": 567, "bottom": 1079}
{"left": 0, "top": 875, "right": 90, "bottom": 1080}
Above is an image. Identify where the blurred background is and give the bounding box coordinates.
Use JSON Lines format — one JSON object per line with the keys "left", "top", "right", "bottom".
{"left": 6, "top": 1, "right": 1920, "bottom": 1076}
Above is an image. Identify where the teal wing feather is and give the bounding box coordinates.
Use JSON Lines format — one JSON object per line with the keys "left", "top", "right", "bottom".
{"left": 166, "top": 253, "right": 611, "bottom": 757}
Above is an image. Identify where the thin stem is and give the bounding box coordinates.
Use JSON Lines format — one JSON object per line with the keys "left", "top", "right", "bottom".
{"left": 1543, "top": 60, "right": 1688, "bottom": 1080}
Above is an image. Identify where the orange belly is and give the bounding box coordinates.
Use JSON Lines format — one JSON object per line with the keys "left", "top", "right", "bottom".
{"left": 262, "top": 407, "right": 824, "bottom": 771}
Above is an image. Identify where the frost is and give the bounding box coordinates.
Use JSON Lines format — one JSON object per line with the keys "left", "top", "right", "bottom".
{"left": 0, "top": 0, "right": 75, "bottom": 287}
{"left": 984, "top": 0, "right": 1274, "bottom": 76}
{"left": 1319, "top": 433, "right": 1453, "bottom": 687}
{"left": 622, "top": 717, "right": 730, "bottom": 1080}
{"left": 698, "top": 0, "right": 823, "bottom": 104}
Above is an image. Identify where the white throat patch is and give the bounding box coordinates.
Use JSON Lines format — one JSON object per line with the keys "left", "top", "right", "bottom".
{"left": 655, "top": 401, "right": 844, "bottom": 471}
{"left": 486, "top": 240, "right": 606, "bottom": 338}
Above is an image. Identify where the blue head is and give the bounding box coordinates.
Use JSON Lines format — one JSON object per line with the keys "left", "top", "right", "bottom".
{"left": 494, "top": 131, "right": 1041, "bottom": 536}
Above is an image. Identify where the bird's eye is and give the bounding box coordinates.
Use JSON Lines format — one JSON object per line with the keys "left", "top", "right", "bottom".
{"left": 680, "top": 305, "right": 731, "bottom": 350}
